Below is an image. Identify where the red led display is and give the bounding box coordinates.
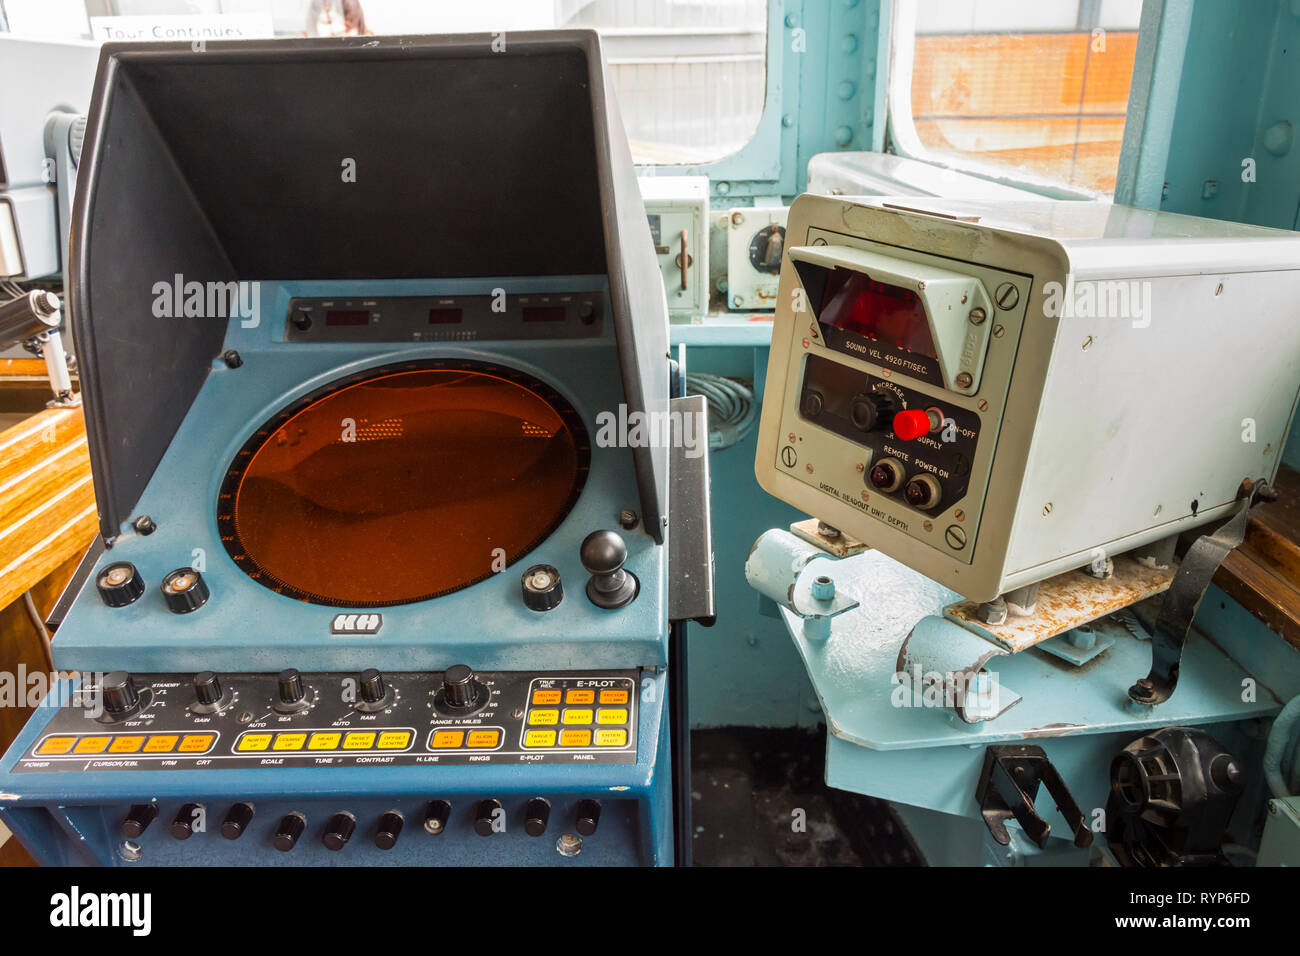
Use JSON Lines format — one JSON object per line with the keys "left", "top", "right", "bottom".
{"left": 818, "top": 268, "right": 936, "bottom": 358}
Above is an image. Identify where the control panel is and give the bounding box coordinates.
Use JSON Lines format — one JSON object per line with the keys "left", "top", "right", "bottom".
{"left": 14, "top": 669, "right": 639, "bottom": 773}
{"left": 284, "top": 291, "right": 604, "bottom": 342}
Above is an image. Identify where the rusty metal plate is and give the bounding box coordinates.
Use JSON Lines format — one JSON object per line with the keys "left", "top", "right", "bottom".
{"left": 944, "top": 557, "right": 1177, "bottom": 653}
{"left": 789, "top": 517, "right": 871, "bottom": 558}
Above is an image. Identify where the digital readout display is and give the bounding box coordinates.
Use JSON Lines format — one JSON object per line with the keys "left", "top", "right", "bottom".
{"left": 818, "top": 267, "right": 937, "bottom": 359}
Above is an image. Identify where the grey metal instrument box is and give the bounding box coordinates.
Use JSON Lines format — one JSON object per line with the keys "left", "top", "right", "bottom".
{"left": 755, "top": 194, "right": 1300, "bottom": 602}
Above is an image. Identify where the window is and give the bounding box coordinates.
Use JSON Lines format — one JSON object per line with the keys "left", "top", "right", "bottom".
{"left": 891, "top": 0, "right": 1142, "bottom": 196}
{"left": 2, "top": 0, "right": 768, "bottom": 166}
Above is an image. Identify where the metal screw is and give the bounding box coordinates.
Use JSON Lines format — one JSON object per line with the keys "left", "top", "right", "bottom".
{"left": 954, "top": 510, "right": 965, "bottom": 521}
{"left": 995, "top": 282, "right": 1019, "bottom": 310}
{"left": 222, "top": 349, "right": 242, "bottom": 369}
{"left": 955, "top": 372, "right": 973, "bottom": 388}
{"left": 618, "top": 509, "right": 638, "bottom": 530}
{"left": 945, "top": 525, "right": 967, "bottom": 549}
{"left": 1082, "top": 335, "right": 1093, "bottom": 350}
{"left": 1042, "top": 503, "right": 1053, "bottom": 515}
{"left": 811, "top": 575, "right": 835, "bottom": 601}
{"left": 731, "top": 212, "right": 745, "bottom": 227}
{"left": 993, "top": 325, "right": 1005, "bottom": 338}
{"left": 817, "top": 521, "right": 841, "bottom": 539}
{"left": 923, "top": 520, "right": 933, "bottom": 532}
{"left": 133, "top": 515, "right": 156, "bottom": 536}
{"left": 968, "top": 307, "right": 986, "bottom": 326}
{"left": 977, "top": 399, "right": 988, "bottom": 411}
{"left": 732, "top": 295, "right": 744, "bottom": 308}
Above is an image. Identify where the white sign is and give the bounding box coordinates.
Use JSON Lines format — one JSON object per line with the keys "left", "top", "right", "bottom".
{"left": 89, "top": 14, "right": 275, "bottom": 43}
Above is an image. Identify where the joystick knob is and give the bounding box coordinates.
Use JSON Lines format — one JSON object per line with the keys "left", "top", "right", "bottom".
{"left": 97, "top": 562, "right": 145, "bottom": 607}
{"left": 580, "top": 530, "right": 639, "bottom": 610}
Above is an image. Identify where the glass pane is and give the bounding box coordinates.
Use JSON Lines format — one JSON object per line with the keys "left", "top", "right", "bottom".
{"left": 219, "top": 362, "right": 588, "bottom": 606}
{"left": 48, "top": 0, "right": 770, "bottom": 166}
{"left": 904, "top": 0, "right": 1141, "bottom": 194}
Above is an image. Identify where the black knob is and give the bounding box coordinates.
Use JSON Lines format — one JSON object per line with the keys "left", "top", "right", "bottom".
{"left": 800, "top": 389, "right": 825, "bottom": 419}
{"left": 291, "top": 310, "right": 312, "bottom": 331}
{"left": 322, "top": 812, "right": 355, "bottom": 851}
{"left": 904, "top": 474, "right": 942, "bottom": 511}
{"left": 441, "top": 665, "right": 480, "bottom": 711}
{"left": 171, "top": 803, "right": 203, "bottom": 840}
{"left": 359, "top": 668, "right": 387, "bottom": 705}
{"left": 96, "top": 562, "right": 145, "bottom": 607}
{"left": 474, "top": 799, "right": 502, "bottom": 836}
{"left": 580, "top": 530, "right": 638, "bottom": 610}
{"left": 274, "top": 668, "right": 309, "bottom": 713}
{"left": 101, "top": 671, "right": 140, "bottom": 717}
{"left": 521, "top": 564, "right": 563, "bottom": 612}
{"left": 849, "top": 392, "right": 895, "bottom": 432}
{"left": 375, "top": 811, "right": 404, "bottom": 850}
{"left": 524, "top": 797, "right": 551, "bottom": 837}
{"left": 193, "top": 671, "right": 224, "bottom": 706}
{"left": 423, "top": 800, "right": 451, "bottom": 836}
{"left": 161, "top": 567, "right": 209, "bottom": 614}
{"left": 575, "top": 799, "right": 601, "bottom": 836}
{"left": 121, "top": 803, "right": 158, "bottom": 838}
{"left": 221, "top": 803, "right": 254, "bottom": 841}
{"left": 273, "top": 812, "right": 306, "bottom": 852}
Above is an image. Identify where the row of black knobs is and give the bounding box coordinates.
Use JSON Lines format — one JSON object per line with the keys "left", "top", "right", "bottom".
{"left": 122, "top": 798, "right": 601, "bottom": 848}
{"left": 96, "top": 529, "right": 637, "bottom": 614}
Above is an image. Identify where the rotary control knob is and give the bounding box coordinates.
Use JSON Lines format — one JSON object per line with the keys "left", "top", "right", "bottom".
{"left": 521, "top": 564, "right": 563, "bottom": 612}
{"left": 474, "top": 799, "right": 502, "bottom": 836}
{"left": 101, "top": 671, "right": 141, "bottom": 719}
{"left": 849, "top": 392, "right": 896, "bottom": 432}
{"left": 322, "top": 812, "right": 356, "bottom": 851}
{"left": 121, "top": 804, "right": 158, "bottom": 838}
{"left": 96, "top": 562, "right": 145, "bottom": 607}
{"left": 161, "top": 567, "right": 209, "bottom": 614}
{"left": 273, "top": 812, "right": 306, "bottom": 852}
{"left": 274, "top": 668, "right": 311, "bottom": 714}
{"left": 190, "top": 670, "right": 233, "bottom": 714}
{"left": 437, "top": 664, "right": 486, "bottom": 714}
{"left": 353, "top": 668, "right": 393, "bottom": 712}
{"left": 575, "top": 799, "right": 602, "bottom": 836}
{"left": 221, "top": 803, "right": 255, "bottom": 841}
{"left": 375, "top": 811, "right": 404, "bottom": 850}
{"left": 171, "top": 803, "right": 203, "bottom": 840}
{"left": 868, "top": 457, "right": 906, "bottom": 493}
{"left": 524, "top": 797, "right": 551, "bottom": 837}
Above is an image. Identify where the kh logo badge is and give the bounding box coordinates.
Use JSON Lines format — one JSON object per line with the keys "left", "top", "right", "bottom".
{"left": 331, "top": 613, "right": 383, "bottom": 635}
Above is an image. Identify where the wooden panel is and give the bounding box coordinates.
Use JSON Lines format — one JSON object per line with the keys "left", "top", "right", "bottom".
{"left": 0, "top": 407, "right": 98, "bottom": 611}
{"left": 1212, "top": 465, "right": 1300, "bottom": 649}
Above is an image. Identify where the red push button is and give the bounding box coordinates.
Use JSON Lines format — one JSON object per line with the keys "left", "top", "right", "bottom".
{"left": 892, "top": 409, "right": 933, "bottom": 441}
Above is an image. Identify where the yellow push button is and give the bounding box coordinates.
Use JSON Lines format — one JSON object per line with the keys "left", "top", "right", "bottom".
{"left": 531, "top": 689, "right": 561, "bottom": 705}
{"left": 599, "top": 689, "right": 629, "bottom": 705}
{"left": 378, "top": 731, "right": 412, "bottom": 750}
{"left": 524, "top": 730, "right": 556, "bottom": 747}
{"left": 565, "top": 689, "right": 595, "bottom": 705}
{"left": 559, "top": 729, "right": 592, "bottom": 747}
{"left": 178, "top": 734, "right": 215, "bottom": 753}
{"left": 596, "top": 729, "right": 628, "bottom": 747}
{"left": 273, "top": 733, "right": 307, "bottom": 751}
{"left": 109, "top": 735, "right": 146, "bottom": 754}
{"left": 562, "top": 708, "right": 593, "bottom": 725}
{"left": 308, "top": 733, "right": 341, "bottom": 750}
{"left": 467, "top": 730, "right": 500, "bottom": 748}
{"left": 431, "top": 731, "right": 464, "bottom": 749}
{"left": 528, "top": 709, "right": 559, "bottom": 726}
{"left": 596, "top": 708, "right": 628, "bottom": 725}
{"left": 236, "top": 733, "right": 273, "bottom": 752}
{"left": 36, "top": 736, "right": 77, "bottom": 756}
{"left": 73, "top": 736, "right": 111, "bottom": 754}
{"left": 343, "top": 731, "right": 376, "bottom": 750}
{"left": 143, "top": 735, "right": 178, "bottom": 753}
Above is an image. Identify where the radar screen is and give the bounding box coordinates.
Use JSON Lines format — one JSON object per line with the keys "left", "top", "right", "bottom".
{"left": 217, "top": 360, "right": 589, "bottom": 606}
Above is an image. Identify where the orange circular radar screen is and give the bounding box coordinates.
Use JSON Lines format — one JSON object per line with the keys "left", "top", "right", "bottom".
{"left": 218, "top": 361, "right": 589, "bottom": 606}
